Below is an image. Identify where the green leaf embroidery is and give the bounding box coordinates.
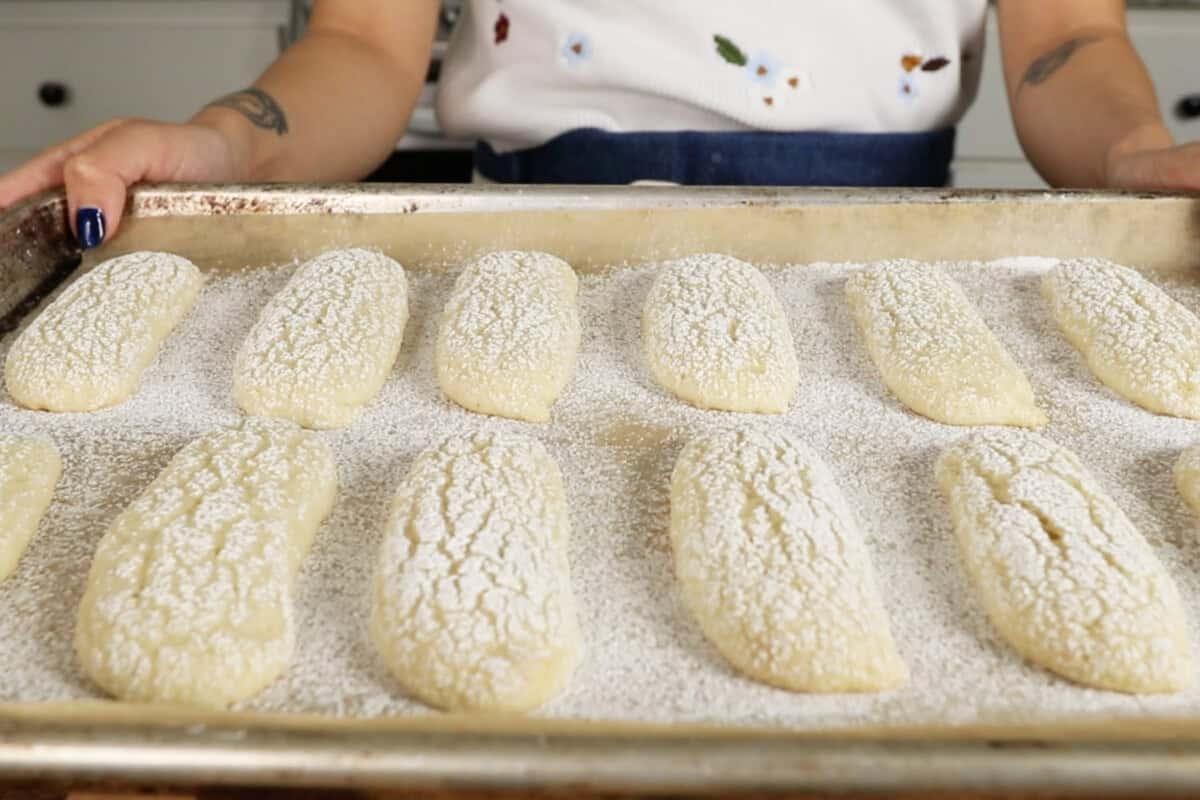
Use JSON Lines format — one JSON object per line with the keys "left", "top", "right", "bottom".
{"left": 713, "top": 34, "right": 747, "bottom": 67}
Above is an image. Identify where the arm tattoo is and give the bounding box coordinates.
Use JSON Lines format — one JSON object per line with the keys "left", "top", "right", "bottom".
{"left": 1020, "top": 35, "right": 1102, "bottom": 92}
{"left": 205, "top": 88, "right": 289, "bottom": 135}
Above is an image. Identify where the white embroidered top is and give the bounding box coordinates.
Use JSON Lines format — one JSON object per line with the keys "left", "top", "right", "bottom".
{"left": 436, "top": 1, "right": 989, "bottom": 154}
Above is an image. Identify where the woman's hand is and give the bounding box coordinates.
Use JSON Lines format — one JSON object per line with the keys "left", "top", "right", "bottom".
{"left": 0, "top": 0, "right": 439, "bottom": 248}
{"left": 1105, "top": 130, "right": 1200, "bottom": 192}
{"left": 0, "top": 118, "right": 244, "bottom": 247}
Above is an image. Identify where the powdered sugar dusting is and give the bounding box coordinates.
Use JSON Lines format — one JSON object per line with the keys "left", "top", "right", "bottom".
{"left": 436, "top": 250, "right": 579, "bottom": 423}
{"left": 5, "top": 255, "right": 1200, "bottom": 729}
{"left": 0, "top": 435, "right": 61, "bottom": 582}
{"left": 1044, "top": 258, "right": 1200, "bottom": 419}
{"left": 5, "top": 251, "right": 202, "bottom": 412}
{"left": 845, "top": 261, "right": 1046, "bottom": 427}
{"left": 371, "top": 430, "right": 580, "bottom": 711}
{"left": 643, "top": 254, "right": 799, "bottom": 414}
{"left": 936, "top": 428, "right": 1192, "bottom": 693}
{"left": 74, "top": 417, "right": 337, "bottom": 708}
{"left": 671, "top": 428, "right": 906, "bottom": 692}
{"left": 233, "top": 248, "right": 409, "bottom": 429}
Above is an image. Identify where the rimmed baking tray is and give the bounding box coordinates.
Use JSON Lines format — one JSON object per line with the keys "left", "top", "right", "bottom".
{"left": 2, "top": 184, "right": 1200, "bottom": 795}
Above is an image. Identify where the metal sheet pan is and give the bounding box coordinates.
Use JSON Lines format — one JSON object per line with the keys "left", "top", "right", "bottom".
{"left": 3, "top": 184, "right": 1200, "bottom": 795}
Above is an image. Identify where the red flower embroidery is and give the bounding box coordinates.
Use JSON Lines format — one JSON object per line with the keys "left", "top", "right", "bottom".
{"left": 494, "top": 12, "right": 509, "bottom": 44}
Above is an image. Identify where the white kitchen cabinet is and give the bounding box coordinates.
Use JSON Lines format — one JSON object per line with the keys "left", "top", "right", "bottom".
{"left": 0, "top": 1, "right": 292, "bottom": 173}
{"left": 954, "top": 7, "right": 1200, "bottom": 189}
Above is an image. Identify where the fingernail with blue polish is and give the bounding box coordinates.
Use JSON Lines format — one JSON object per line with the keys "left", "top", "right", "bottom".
{"left": 76, "top": 207, "right": 105, "bottom": 249}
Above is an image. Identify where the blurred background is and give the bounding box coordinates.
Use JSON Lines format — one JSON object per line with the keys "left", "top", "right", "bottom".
{"left": 1, "top": 0, "right": 1197, "bottom": 188}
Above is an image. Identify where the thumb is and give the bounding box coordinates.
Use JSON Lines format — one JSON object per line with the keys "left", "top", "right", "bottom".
{"left": 61, "top": 119, "right": 205, "bottom": 249}
{"left": 63, "top": 154, "right": 128, "bottom": 250}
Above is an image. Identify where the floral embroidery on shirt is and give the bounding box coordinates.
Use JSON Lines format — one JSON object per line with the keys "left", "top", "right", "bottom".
{"left": 561, "top": 32, "right": 591, "bottom": 67}
{"left": 744, "top": 50, "right": 780, "bottom": 86}
{"left": 896, "top": 52, "right": 950, "bottom": 102}
{"left": 900, "top": 53, "right": 951, "bottom": 73}
{"left": 494, "top": 12, "right": 509, "bottom": 44}
{"left": 713, "top": 34, "right": 809, "bottom": 109}
{"left": 714, "top": 35, "right": 746, "bottom": 66}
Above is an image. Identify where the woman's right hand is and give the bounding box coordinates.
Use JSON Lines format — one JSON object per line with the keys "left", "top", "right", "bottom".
{"left": 0, "top": 117, "right": 244, "bottom": 248}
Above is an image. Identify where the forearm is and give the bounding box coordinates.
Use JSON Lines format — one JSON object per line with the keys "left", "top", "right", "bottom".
{"left": 192, "top": 3, "right": 438, "bottom": 182}
{"left": 997, "top": 3, "right": 1171, "bottom": 188}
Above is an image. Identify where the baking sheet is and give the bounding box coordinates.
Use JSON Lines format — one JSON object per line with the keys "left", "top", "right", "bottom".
{"left": 95, "top": 185, "right": 1200, "bottom": 275}
{"left": 8, "top": 248, "right": 1200, "bottom": 728}
{"left": 5, "top": 185, "right": 1200, "bottom": 794}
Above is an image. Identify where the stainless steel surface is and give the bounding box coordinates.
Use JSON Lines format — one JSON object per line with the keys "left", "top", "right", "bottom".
{"left": 120, "top": 181, "right": 1196, "bottom": 214}
{"left": 0, "top": 190, "right": 77, "bottom": 328}
{"left": 5, "top": 713, "right": 1200, "bottom": 795}
{"left": 3, "top": 183, "right": 1200, "bottom": 793}
{"left": 104, "top": 183, "right": 1200, "bottom": 275}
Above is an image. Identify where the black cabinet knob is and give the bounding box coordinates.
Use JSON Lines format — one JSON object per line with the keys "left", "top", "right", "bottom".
{"left": 37, "top": 82, "right": 70, "bottom": 108}
{"left": 1177, "top": 94, "right": 1200, "bottom": 121}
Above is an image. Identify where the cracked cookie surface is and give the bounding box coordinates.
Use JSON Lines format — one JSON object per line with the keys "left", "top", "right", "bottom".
{"left": 642, "top": 254, "right": 798, "bottom": 414}
{"left": 233, "top": 248, "right": 409, "bottom": 429}
{"left": 846, "top": 261, "right": 1045, "bottom": 427}
{"left": 670, "top": 428, "right": 907, "bottom": 692}
{"left": 75, "top": 417, "right": 337, "bottom": 707}
{"left": 1043, "top": 259, "right": 1200, "bottom": 418}
{"left": 6, "top": 251, "right": 201, "bottom": 412}
{"left": 436, "top": 251, "right": 579, "bottom": 423}
{"left": 371, "top": 431, "right": 580, "bottom": 712}
{"left": 936, "top": 429, "right": 1193, "bottom": 693}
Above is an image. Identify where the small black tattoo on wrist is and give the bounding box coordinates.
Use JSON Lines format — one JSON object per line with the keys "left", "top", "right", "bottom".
{"left": 1020, "top": 36, "right": 1102, "bottom": 92}
{"left": 206, "top": 88, "right": 289, "bottom": 135}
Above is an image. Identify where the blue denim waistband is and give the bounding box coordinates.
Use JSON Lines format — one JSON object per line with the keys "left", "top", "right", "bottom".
{"left": 474, "top": 127, "right": 955, "bottom": 187}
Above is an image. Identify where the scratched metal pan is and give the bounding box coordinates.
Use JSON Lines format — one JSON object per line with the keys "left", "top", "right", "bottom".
{"left": 2, "top": 184, "right": 1200, "bottom": 795}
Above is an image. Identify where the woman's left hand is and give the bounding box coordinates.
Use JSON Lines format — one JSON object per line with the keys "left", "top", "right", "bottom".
{"left": 1105, "top": 127, "right": 1200, "bottom": 192}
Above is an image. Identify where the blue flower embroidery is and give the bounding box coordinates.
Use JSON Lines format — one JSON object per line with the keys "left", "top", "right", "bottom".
{"left": 713, "top": 35, "right": 808, "bottom": 110}
{"left": 744, "top": 50, "right": 781, "bottom": 88}
{"left": 561, "top": 32, "right": 591, "bottom": 67}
